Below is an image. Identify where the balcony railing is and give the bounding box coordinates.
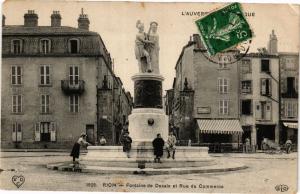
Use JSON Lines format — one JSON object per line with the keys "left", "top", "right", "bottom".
{"left": 61, "top": 80, "right": 85, "bottom": 95}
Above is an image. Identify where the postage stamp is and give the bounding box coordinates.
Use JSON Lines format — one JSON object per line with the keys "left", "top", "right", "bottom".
{"left": 195, "top": 2, "right": 253, "bottom": 56}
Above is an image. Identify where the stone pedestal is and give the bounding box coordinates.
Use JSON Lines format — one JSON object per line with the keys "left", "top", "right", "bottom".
{"left": 129, "top": 73, "right": 168, "bottom": 145}
{"left": 128, "top": 108, "right": 168, "bottom": 144}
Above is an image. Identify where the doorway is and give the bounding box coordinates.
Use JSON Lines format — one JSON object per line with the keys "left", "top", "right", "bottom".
{"left": 86, "top": 124, "right": 95, "bottom": 145}
{"left": 256, "top": 124, "right": 275, "bottom": 149}
{"left": 242, "top": 126, "right": 252, "bottom": 143}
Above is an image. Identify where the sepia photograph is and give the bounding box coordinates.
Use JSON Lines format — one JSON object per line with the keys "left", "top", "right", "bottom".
{"left": 0, "top": 0, "right": 299, "bottom": 193}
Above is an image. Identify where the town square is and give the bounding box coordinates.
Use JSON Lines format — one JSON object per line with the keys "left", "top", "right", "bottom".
{"left": 0, "top": 1, "right": 299, "bottom": 193}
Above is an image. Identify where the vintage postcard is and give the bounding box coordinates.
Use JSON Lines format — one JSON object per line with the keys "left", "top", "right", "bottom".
{"left": 0, "top": 0, "right": 299, "bottom": 193}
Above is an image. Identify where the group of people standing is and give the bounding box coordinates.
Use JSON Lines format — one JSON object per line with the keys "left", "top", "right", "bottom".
{"left": 152, "top": 132, "right": 177, "bottom": 163}
{"left": 70, "top": 131, "right": 178, "bottom": 164}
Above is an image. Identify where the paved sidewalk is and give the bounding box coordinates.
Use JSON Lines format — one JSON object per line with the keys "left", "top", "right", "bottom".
{"left": 211, "top": 152, "right": 297, "bottom": 159}
{"left": 1, "top": 148, "right": 71, "bottom": 152}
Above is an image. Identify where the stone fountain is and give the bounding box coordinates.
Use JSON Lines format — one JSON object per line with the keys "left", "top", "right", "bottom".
{"left": 47, "top": 20, "right": 247, "bottom": 174}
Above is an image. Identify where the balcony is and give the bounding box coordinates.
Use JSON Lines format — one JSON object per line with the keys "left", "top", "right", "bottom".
{"left": 61, "top": 80, "right": 85, "bottom": 95}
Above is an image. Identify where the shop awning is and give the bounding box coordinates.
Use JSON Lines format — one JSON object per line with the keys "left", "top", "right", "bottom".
{"left": 197, "top": 119, "right": 243, "bottom": 134}
{"left": 283, "top": 122, "right": 298, "bottom": 129}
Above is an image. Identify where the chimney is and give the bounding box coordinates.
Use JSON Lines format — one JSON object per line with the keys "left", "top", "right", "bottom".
{"left": 192, "top": 34, "right": 205, "bottom": 49}
{"left": 51, "top": 11, "right": 61, "bottom": 27}
{"left": 24, "top": 10, "right": 38, "bottom": 27}
{"left": 268, "top": 29, "right": 278, "bottom": 54}
{"left": 2, "top": 15, "right": 5, "bottom": 26}
{"left": 77, "top": 8, "right": 90, "bottom": 30}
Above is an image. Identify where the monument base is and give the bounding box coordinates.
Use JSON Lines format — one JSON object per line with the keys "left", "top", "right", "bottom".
{"left": 84, "top": 146, "right": 210, "bottom": 162}
{"left": 128, "top": 108, "right": 168, "bottom": 144}
{"left": 47, "top": 146, "right": 248, "bottom": 174}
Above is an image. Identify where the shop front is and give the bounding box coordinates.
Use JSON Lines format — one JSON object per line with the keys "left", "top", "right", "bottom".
{"left": 196, "top": 119, "right": 243, "bottom": 152}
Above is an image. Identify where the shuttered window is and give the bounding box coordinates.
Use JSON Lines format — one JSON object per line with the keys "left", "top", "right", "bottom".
{"left": 11, "top": 65, "right": 22, "bottom": 85}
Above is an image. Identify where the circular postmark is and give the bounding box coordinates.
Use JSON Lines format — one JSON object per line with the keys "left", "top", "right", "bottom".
{"left": 201, "top": 39, "right": 252, "bottom": 65}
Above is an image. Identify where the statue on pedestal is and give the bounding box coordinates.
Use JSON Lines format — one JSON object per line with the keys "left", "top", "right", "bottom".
{"left": 135, "top": 20, "right": 160, "bottom": 73}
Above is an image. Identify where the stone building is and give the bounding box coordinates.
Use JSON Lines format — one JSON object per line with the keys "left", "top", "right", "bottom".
{"left": 239, "top": 52, "right": 280, "bottom": 149}
{"left": 97, "top": 75, "right": 133, "bottom": 145}
{"left": 2, "top": 10, "right": 132, "bottom": 149}
{"left": 278, "top": 56, "right": 298, "bottom": 144}
{"left": 167, "top": 30, "right": 297, "bottom": 150}
{"left": 169, "top": 34, "right": 243, "bottom": 147}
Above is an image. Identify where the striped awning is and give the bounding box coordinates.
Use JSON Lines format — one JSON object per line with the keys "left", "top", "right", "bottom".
{"left": 283, "top": 122, "right": 298, "bottom": 129}
{"left": 197, "top": 119, "right": 243, "bottom": 134}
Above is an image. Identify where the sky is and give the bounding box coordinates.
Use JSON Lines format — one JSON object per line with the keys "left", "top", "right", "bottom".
{"left": 3, "top": 1, "right": 299, "bottom": 94}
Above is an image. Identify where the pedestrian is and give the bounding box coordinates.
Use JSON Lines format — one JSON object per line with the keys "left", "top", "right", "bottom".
{"left": 70, "top": 133, "right": 91, "bottom": 164}
{"left": 261, "top": 137, "right": 268, "bottom": 151}
{"left": 245, "top": 138, "right": 250, "bottom": 153}
{"left": 152, "top": 133, "right": 165, "bottom": 163}
{"left": 166, "top": 131, "right": 177, "bottom": 159}
{"left": 285, "top": 138, "right": 292, "bottom": 154}
{"left": 99, "top": 135, "right": 107, "bottom": 146}
{"left": 188, "top": 139, "right": 192, "bottom": 146}
{"left": 120, "top": 131, "right": 132, "bottom": 158}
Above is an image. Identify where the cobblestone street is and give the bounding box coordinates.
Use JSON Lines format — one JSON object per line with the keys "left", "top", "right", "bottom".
{"left": 0, "top": 151, "right": 297, "bottom": 193}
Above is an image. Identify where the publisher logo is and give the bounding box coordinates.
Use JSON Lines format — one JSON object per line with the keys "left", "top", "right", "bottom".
{"left": 275, "top": 184, "right": 289, "bottom": 192}
{"left": 12, "top": 175, "right": 25, "bottom": 188}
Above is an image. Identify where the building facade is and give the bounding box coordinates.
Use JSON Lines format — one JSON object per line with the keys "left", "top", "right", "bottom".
{"left": 169, "top": 34, "right": 243, "bottom": 148}
{"left": 279, "top": 53, "right": 298, "bottom": 145}
{"left": 239, "top": 53, "right": 280, "bottom": 148}
{"left": 167, "top": 31, "right": 298, "bottom": 150}
{"left": 2, "top": 10, "right": 132, "bottom": 149}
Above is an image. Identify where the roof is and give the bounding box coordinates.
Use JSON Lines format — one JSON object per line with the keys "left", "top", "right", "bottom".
{"left": 197, "top": 119, "right": 243, "bottom": 134}
{"left": 278, "top": 52, "right": 299, "bottom": 56}
{"left": 2, "top": 25, "right": 98, "bottom": 36}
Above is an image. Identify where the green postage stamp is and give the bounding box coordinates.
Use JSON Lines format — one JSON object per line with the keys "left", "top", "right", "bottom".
{"left": 195, "top": 2, "right": 252, "bottom": 56}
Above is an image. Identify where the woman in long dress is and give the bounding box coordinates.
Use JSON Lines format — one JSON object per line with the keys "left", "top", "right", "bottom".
{"left": 152, "top": 133, "right": 165, "bottom": 163}
{"left": 70, "top": 133, "right": 91, "bottom": 163}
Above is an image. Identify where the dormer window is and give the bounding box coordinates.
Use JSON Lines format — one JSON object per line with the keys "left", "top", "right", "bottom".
{"left": 68, "top": 39, "right": 79, "bottom": 54}
{"left": 11, "top": 39, "right": 23, "bottom": 54}
{"left": 40, "top": 39, "right": 51, "bottom": 54}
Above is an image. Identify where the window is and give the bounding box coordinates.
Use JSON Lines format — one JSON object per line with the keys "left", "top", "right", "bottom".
{"left": 69, "top": 39, "right": 79, "bottom": 54}
{"left": 219, "top": 100, "right": 229, "bottom": 115}
{"left": 219, "top": 62, "right": 228, "bottom": 69}
{"left": 40, "top": 39, "right": 51, "bottom": 54}
{"left": 241, "top": 100, "right": 252, "bottom": 115}
{"left": 241, "top": 59, "right": 251, "bottom": 73}
{"left": 261, "top": 59, "right": 270, "bottom": 73}
{"left": 41, "top": 95, "right": 50, "bottom": 114}
{"left": 287, "top": 77, "right": 295, "bottom": 93}
{"left": 35, "top": 122, "right": 56, "bottom": 142}
{"left": 285, "top": 101, "right": 297, "bottom": 118}
{"left": 11, "top": 65, "right": 22, "bottom": 85}
{"left": 11, "top": 39, "right": 22, "bottom": 54}
{"left": 255, "top": 101, "right": 271, "bottom": 120}
{"left": 241, "top": 80, "right": 252, "bottom": 93}
{"left": 218, "top": 78, "right": 229, "bottom": 94}
{"left": 40, "top": 122, "right": 51, "bottom": 142}
{"left": 40, "top": 65, "right": 51, "bottom": 85}
{"left": 12, "top": 95, "right": 22, "bottom": 113}
{"left": 70, "top": 95, "right": 79, "bottom": 113}
{"left": 12, "top": 123, "right": 22, "bottom": 142}
{"left": 69, "top": 65, "right": 79, "bottom": 85}
{"left": 285, "top": 58, "right": 295, "bottom": 69}
{"left": 261, "top": 78, "right": 272, "bottom": 96}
